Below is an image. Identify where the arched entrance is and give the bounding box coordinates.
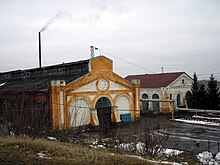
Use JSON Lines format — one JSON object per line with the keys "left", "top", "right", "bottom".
{"left": 95, "top": 97, "right": 112, "bottom": 131}
{"left": 152, "top": 94, "right": 160, "bottom": 113}
{"left": 70, "top": 98, "right": 90, "bottom": 127}
{"left": 142, "top": 93, "right": 149, "bottom": 114}
{"left": 115, "top": 95, "right": 131, "bottom": 122}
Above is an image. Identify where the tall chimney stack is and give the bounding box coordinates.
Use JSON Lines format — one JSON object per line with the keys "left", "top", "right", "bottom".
{"left": 39, "top": 32, "right": 42, "bottom": 68}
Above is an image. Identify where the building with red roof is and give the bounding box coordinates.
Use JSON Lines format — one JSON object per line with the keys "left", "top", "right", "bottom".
{"left": 125, "top": 72, "right": 192, "bottom": 113}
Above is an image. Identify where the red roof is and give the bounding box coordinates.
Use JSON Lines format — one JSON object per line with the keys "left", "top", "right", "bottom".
{"left": 125, "top": 72, "right": 185, "bottom": 88}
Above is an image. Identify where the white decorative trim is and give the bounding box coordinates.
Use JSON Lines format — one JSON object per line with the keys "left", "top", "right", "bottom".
{"left": 110, "top": 93, "right": 117, "bottom": 99}
{"left": 89, "top": 94, "right": 96, "bottom": 101}
{"left": 71, "top": 81, "right": 97, "bottom": 93}
{"left": 97, "top": 79, "right": 108, "bottom": 91}
{"left": 67, "top": 73, "right": 91, "bottom": 86}
{"left": 92, "top": 110, "right": 99, "bottom": 125}
{"left": 109, "top": 80, "right": 127, "bottom": 91}
{"left": 59, "top": 91, "right": 64, "bottom": 124}
{"left": 67, "top": 96, "right": 71, "bottom": 102}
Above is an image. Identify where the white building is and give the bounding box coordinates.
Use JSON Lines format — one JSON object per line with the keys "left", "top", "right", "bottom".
{"left": 125, "top": 72, "right": 192, "bottom": 113}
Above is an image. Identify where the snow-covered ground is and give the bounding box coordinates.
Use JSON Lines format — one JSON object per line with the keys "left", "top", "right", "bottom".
{"left": 174, "top": 118, "right": 220, "bottom": 126}
{"left": 84, "top": 139, "right": 187, "bottom": 164}
{"left": 197, "top": 151, "right": 220, "bottom": 164}
{"left": 162, "top": 148, "right": 183, "bottom": 157}
{"left": 118, "top": 141, "right": 183, "bottom": 157}
{"left": 118, "top": 140, "right": 220, "bottom": 164}
{"left": 192, "top": 115, "right": 220, "bottom": 121}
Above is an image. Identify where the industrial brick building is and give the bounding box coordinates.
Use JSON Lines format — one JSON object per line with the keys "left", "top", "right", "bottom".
{"left": 0, "top": 56, "right": 140, "bottom": 130}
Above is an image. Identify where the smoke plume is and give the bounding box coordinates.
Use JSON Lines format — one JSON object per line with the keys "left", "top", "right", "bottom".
{"left": 39, "top": 3, "right": 106, "bottom": 32}
{"left": 39, "top": 10, "right": 71, "bottom": 32}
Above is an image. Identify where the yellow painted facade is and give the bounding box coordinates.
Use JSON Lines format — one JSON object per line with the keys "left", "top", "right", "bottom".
{"left": 161, "top": 88, "right": 170, "bottom": 112}
{"left": 50, "top": 56, "right": 140, "bottom": 130}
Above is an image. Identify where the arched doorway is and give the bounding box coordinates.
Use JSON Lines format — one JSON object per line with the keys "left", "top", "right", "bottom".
{"left": 142, "top": 94, "right": 149, "bottom": 114}
{"left": 95, "top": 97, "right": 112, "bottom": 131}
{"left": 177, "top": 94, "right": 181, "bottom": 107}
{"left": 115, "top": 95, "right": 131, "bottom": 122}
{"left": 152, "top": 94, "right": 160, "bottom": 113}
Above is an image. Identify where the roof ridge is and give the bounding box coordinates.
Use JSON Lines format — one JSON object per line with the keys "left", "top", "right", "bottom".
{"left": 125, "top": 72, "right": 187, "bottom": 88}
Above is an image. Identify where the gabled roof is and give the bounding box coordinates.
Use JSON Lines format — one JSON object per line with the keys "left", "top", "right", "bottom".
{"left": 125, "top": 72, "right": 186, "bottom": 88}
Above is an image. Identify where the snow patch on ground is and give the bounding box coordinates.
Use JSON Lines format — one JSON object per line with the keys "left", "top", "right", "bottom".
{"left": 0, "top": 82, "right": 6, "bottom": 87}
{"left": 161, "top": 148, "right": 183, "bottom": 157}
{"left": 87, "top": 138, "right": 107, "bottom": 148}
{"left": 136, "top": 141, "right": 145, "bottom": 154}
{"left": 118, "top": 141, "right": 183, "bottom": 157}
{"left": 47, "top": 136, "right": 57, "bottom": 141}
{"left": 89, "top": 144, "right": 105, "bottom": 148}
{"left": 119, "top": 142, "right": 136, "bottom": 152}
{"left": 197, "top": 151, "right": 220, "bottom": 164}
{"left": 37, "top": 151, "right": 51, "bottom": 159}
{"left": 215, "top": 152, "right": 220, "bottom": 161}
{"left": 192, "top": 115, "right": 220, "bottom": 121}
{"left": 174, "top": 118, "right": 220, "bottom": 126}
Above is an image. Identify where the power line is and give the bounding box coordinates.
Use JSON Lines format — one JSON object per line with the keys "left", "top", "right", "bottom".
{"left": 99, "top": 49, "right": 155, "bottom": 74}
{"left": 97, "top": 48, "right": 220, "bottom": 76}
{"left": 151, "top": 64, "right": 220, "bottom": 67}
{"left": 198, "top": 73, "right": 220, "bottom": 76}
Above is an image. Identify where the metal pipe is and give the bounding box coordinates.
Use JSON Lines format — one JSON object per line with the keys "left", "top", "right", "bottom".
{"left": 39, "top": 32, "right": 42, "bottom": 68}
{"left": 90, "top": 46, "right": 99, "bottom": 58}
{"left": 90, "top": 46, "right": 94, "bottom": 58}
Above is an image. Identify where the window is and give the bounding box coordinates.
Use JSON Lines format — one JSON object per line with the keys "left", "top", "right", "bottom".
{"left": 181, "top": 79, "right": 186, "bottom": 86}
{"left": 170, "top": 94, "right": 172, "bottom": 105}
{"left": 141, "top": 94, "right": 148, "bottom": 112}
{"left": 177, "top": 94, "right": 181, "bottom": 107}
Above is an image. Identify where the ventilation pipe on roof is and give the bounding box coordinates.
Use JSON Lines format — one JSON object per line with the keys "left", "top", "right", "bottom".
{"left": 161, "top": 67, "right": 164, "bottom": 73}
{"left": 90, "top": 46, "right": 98, "bottom": 58}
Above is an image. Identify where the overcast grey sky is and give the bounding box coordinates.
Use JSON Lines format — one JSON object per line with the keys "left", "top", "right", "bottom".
{"left": 0, "top": 0, "right": 220, "bottom": 80}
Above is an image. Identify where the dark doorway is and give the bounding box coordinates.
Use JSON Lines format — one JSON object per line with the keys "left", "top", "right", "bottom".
{"left": 95, "top": 97, "right": 112, "bottom": 132}
{"left": 142, "top": 93, "right": 149, "bottom": 114}
{"left": 177, "top": 94, "right": 181, "bottom": 107}
{"left": 185, "top": 91, "right": 191, "bottom": 108}
{"left": 152, "top": 94, "right": 160, "bottom": 113}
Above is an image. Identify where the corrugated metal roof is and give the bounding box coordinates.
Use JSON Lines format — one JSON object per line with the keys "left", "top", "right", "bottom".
{"left": 0, "top": 59, "right": 90, "bottom": 91}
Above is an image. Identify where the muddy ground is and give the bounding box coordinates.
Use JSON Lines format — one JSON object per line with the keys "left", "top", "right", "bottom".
{"left": 114, "top": 112, "right": 220, "bottom": 154}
